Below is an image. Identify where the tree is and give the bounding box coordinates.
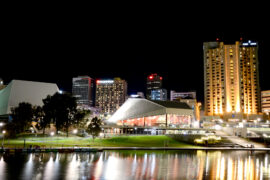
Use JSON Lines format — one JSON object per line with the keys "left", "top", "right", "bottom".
{"left": 33, "top": 106, "right": 48, "bottom": 134}
{"left": 42, "top": 92, "right": 78, "bottom": 137}
{"left": 87, "top": 117, "right": 102, "bottom": 141}
{"left": 10, "top": 102, "right": 34, "bottom": 135}
{"left": 74, "top": 109, "right": 91, "bottom": 129}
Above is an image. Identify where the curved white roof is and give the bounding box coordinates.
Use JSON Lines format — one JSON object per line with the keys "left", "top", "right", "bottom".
{"left": 108, "top": 98, "right": 193, "bottom": 123}
{"left": 0, "top": 80, "right": 59, "bottom": 115}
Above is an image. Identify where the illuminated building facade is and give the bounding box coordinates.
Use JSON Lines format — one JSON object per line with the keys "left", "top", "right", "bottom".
{"left": 72, "top": 76, "right": 94, "bottom": 107}
{"left": 204, "top": 40, "right": 261, "bottom": 119}
{"left": 95, "top": 77, "right": 127, "bottom": 114}
{"left": 261, "top": 90, "right": 270, "bottom": 115}
{"left": 108, "top": 98, "right": 193, "bottom": 128}
{"left": 151, "top": 89, "right": 167, "bottom": 101}
{"left": 146, "top": 74, "right": 162, "bottom": 99}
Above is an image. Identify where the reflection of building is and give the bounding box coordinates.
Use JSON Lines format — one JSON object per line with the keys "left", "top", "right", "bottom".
{"left": 95, "top": 78, "right": 127, "bottom": 114}
{"left": 108, "top": 98, "right": 193, "bottom": 128}
{"left": 0, "top": 80, "right": 59, "bottom": 116}
{"left": 72, "top": 76, "right": 94, "bottom": 107}
{"left": 204, "top": 40, "right": 261, "bottom": 120}
{"left": 262, "top": 90, "right": 270, "bottom": 115}
{"left": 151, "top": 89, "right": 167, "bottom": 101}
{"left": 170, "top": 91, "right": 196, "bottom": 101}
{"left": 146, "top": 74, "right": 162, "bottom": 99}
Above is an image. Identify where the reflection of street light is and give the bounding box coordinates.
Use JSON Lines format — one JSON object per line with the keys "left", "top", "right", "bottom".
{"left": 2, "top": 130, "right": 6, "bottom": 148}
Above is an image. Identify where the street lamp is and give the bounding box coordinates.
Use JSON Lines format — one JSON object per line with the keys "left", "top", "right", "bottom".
{"left": 2, "top": 130, "right": 6, "bottom": 148}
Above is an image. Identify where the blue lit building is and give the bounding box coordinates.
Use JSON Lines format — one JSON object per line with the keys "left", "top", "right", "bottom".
{"left": 151, "top": 89, "right": 167, "bottom": 101}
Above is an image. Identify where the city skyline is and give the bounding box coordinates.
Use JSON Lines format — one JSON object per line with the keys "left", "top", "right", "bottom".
{"left": 1, "top": 37, "right": 269, "bottom": 103}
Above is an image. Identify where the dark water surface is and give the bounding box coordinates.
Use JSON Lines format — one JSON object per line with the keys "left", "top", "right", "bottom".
{"left": 1, "top": 150, "right": 270, "bottom": 180}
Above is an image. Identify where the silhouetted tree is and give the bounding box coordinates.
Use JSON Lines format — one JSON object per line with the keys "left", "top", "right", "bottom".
{"left": 10, "top": 102, "right": 34, "bottom": 135}
{"left": 74, "top": 109, "right": 91, "bottom": 129}
{"left": 42, "top": 92, "right": 78, "bottom": 137}
{"left": 87, "top": 117, "right": 102, "bottom": 141}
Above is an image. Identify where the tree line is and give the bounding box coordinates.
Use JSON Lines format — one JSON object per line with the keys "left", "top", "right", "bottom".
{"left": 4, "top": 92, "right": 102, "bottom": 139}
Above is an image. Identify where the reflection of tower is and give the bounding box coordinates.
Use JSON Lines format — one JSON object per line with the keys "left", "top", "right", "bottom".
{"left": 146, "top": 74, "right": 162, "bottom": 99}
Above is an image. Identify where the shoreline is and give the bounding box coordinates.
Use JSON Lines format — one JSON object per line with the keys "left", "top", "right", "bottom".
{"left": 1, "top": 146, "right": 270, "bottom": 153}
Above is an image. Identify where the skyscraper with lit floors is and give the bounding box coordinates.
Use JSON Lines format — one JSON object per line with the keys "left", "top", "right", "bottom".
{"left": 95, "top": 78, "right": 127, "bottom": 114}
{"left": 204, "top": 40, "right": 261, "bottom": 120}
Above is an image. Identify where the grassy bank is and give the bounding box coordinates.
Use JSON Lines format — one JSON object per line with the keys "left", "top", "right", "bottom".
{"left": 2, "top": 135, "right": 198, "bottom": 148}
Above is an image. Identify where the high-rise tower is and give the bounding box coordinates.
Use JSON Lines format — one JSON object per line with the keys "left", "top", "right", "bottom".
{"left": 72, "top": 76, "right": 94, "bottom": 107}
{"left": 204, "top": 40, "right": 260, "bottom": 119}
{"left": 146, "top": 74, "right": 162, "bottom": 99}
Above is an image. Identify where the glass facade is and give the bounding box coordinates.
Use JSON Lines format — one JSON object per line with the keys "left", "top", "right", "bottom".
{"left": 72, "top": 76, "right": 94, "bottom": 107}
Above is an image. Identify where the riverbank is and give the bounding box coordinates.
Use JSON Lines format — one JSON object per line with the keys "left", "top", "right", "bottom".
{"left": 1, "top": 146, "right": 270, "bottom": 153}
{"left": 1, "top": 135, "right": 199, "bottom": 148}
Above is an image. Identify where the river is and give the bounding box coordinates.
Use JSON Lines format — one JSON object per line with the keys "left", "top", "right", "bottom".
{"left": 0, "top": 150, "right": 270, "bottom": 179}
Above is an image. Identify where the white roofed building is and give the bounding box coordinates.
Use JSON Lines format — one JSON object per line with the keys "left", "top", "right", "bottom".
{"left": 108, "top": 98, "right": 194, "bottom": 128}
{"left": 0, "top": 80, "right": 59, "bottom": 115}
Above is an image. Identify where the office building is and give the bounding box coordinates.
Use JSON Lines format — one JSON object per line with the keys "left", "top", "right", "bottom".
{"left": 170, "top": 91, "right": 200, "bottom": 120}
{"left": 170, "top": 91, "right": 196, "bottom": 101}
{"left": 151, "top": 89, "right": 167, "bottom": 101}
{"left": 146, "top": 74, "right": 162, "bottom": 99}
{"left": 261, "top": 90, "right": 270, "bottom": 115}
{"left": 72, "top": 76, "right": 94, "bottom": 107}
{"left": 95, "top": 77, "right": 127, "bottom": 114}
{"left": 204, "top": 40, "right": 261, "bottom": 120}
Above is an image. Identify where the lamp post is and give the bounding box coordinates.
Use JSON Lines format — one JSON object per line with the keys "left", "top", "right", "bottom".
{"left": 2, "top": 130, "right": 6, "bottom": 148}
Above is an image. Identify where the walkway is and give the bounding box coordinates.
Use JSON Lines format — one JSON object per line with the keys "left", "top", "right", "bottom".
{"left": 216, "top": 130, "right": 267, "bottom": 148}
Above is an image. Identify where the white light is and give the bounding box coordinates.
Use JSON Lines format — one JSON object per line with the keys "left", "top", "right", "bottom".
{"left": 242, "top": 43, "right": 249, "bottom": 46}
{"left": 97, "top": 80, "right": 114, "bottom": 84}
{"left": 2, "top": 130, "right": 6, "bottom": 134}
{"left": 50, "top": 132, "right": 54, "bottom": 136}
{"left": 239, "top": 122, "right": 244, "bottom": 128}
{"left": 59, "top": 90, "right": 63, "bottom": 94}
{"left": 250, "top": 43, "right": 257, "bottom": 45}
{"left": 73, "top": 129, "right": 78, "bottom": 134}
{"left": 215, "top": 125, "right": 222, "bottom": 130}
{"left": 0, "top": 123, "right": 3, "bottom": 127}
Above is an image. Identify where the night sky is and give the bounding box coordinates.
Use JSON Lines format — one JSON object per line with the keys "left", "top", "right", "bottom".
{"left": 1, "top": 8, "right": 270, "bottom": 104}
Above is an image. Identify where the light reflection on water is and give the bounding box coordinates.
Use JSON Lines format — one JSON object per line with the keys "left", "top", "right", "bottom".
{"left": 0, "top": 151, "right": 270, "bottom": 179}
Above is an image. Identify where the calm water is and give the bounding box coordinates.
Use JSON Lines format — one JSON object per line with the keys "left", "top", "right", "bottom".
{"left": 0, "top": 150, "right": 270, "bottom": 180}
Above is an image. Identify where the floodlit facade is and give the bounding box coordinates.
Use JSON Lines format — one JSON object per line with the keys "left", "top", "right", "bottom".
{"left": 146, "top": 74, "right": 162, "bottom": 99}
{"left": 0, "top": 80, "right": 59, "bottom": 115}
{"left": 108, "top": 98, "right": 194, "bottom": 128}
{"left": 72, "top": 76, "right": 94, "bottom": 107}
{"left": 204, "top": 40, "right": 261, "bottom": 120}
{"left": 262, "top": 90, "right": 270, "bottom": 115}
{"left": 95, "top": 77, "right": 127, "bottom": 114}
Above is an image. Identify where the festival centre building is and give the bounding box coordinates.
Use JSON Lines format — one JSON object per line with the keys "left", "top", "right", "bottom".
{"left": 107, "top": 98, "right": 194, "bottom": 129}
{"left": 0, "top": 80, "right": 59, "bottom": 118}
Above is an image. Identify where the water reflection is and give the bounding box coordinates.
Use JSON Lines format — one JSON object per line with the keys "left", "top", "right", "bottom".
{"left": 0, "top": 151, "right": 270, "bottom": 179}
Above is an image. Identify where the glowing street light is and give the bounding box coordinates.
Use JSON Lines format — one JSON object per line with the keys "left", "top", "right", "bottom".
{"left": 73, "top": 129, "right": 78, "bottom": 134}
{"left": 2, "top": 130, "right": 6, "bottom": 148}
